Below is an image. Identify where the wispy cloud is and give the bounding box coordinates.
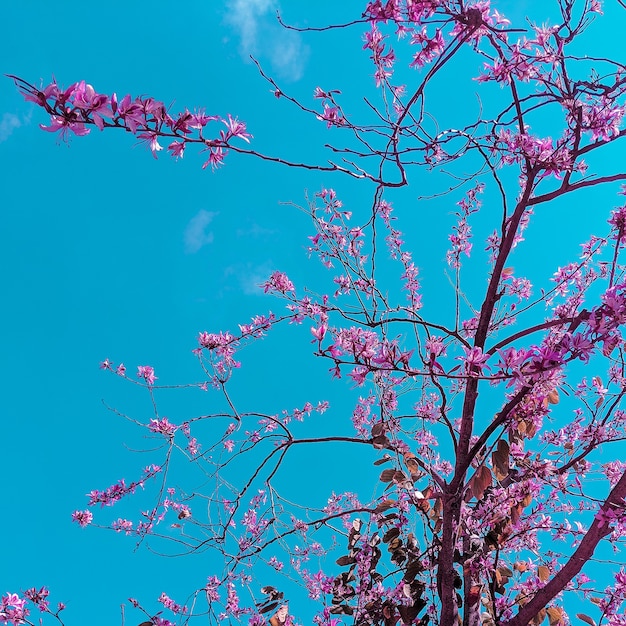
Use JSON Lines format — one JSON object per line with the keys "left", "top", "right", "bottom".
{"left": 226, "top": 0, "right": 275, "bottom": 55}
{"left": 224, "top": 261, "right": 273, "bottom": 295}
{"left": 225, "top": 0, "right": 309, "bottom": 82}
{"left": 0, "top": 113, "right": 22, "bottom": 143}
{"left": 235, "top": 222, "right": 276, "bottom": 238}
{"left": 184, "top": 210, "right": 218, "bottom": 254}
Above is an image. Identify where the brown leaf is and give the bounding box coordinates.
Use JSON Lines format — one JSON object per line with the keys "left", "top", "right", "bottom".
{"left": 380, "top": 469, "right": 397, "bottom": 483}
{"left": 374, "top": 455, "right": 393, "bottom": 466}
{"left": 259, "top": 602, "right": 279, "bottom": 614}
{"left": 513, "top": 561, "right": 528, "bottom": 573}
{"left": 492, "top": 439, "right": 510, "bottom": 481}
{"left": 547, "top": 606, "right": 564, "bottom": 625}
{"left": 383, "top": 527, "right": 401, "bottom": 543}
{"left": 372, "top": 434, "right": 390, "bottom": 449}
{"left": 576, "top": 614, "right": 597, "bottom": 626}
{"left": 375, "top": 499, "right": 397, "bottom": 513}
{"left": 138, "top": 622, "right": 153, "bottom": 626}
{"left": 371, "top": 422, "right": 385, "bottom": 437}
{"left": 471, "top": 466, "right": 493, "bottom": 500}
{"left": 537, "top": 565, "right": 550, "bottom": 582}
{"left": 521, "top": 493, "right": 533, "bottom": 507}
{"left": 269, "top": 605, "right": 289, "bottom": 626}
{"left": 547, "top": 389, "right": 560, "bottom": 404}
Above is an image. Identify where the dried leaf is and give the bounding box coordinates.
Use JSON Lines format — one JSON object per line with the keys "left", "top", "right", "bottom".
{"left": 375, "top": 499, "right": 397, "bottom": 513}
{"left": 371, "top": 422, "right": 385, "bottom": 437}
{"left": 336, "top": 555, "right": 356, "bottom": 566}
{"left": 383, "top": 527, "right": 401, "bottom": 543}
{"left": 576, "top": 614, "right": 597, "bottom": 626}
{"left": 374, "top": 455, "right": 393, "bottom": 466}
{"left": 259, "top": 602, "right": 279, "bottom": 615}
{"left": 547, "top": 389, "right": 560, "bottom": 404}
{"left": 269, "top": 605, "right": 290, "bottom": 626}
{"left": 537, "top": 565, "right": 550, "bottom": 582}
{"left": 547, "top": 606, "right": 564, "bottom": 625}
{"left": 138, "top": 622, "right": 153, "bottom": 626}
{"left": 471, "top": 466, "right": 493, "bottom": 500}
{"left": 492, "top": 440, "right": 510, "bottom": 481}
{"left": 372, "top": 434, "right": 391, "bottom": 449}
{"left": 513, "top": 561, "right": 528, "bottom": 573}
{"left": 380, "top": 469, "right": 397, "bottom": 483}
{"left": 404, "top": 559, "right": 423, "bottom": 582}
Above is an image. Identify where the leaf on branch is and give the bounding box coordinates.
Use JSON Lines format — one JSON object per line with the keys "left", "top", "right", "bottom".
{"left": 375, "top": 499, "right": 397, "bottom": 513}
{"left": 404, "top": 559, "right": 423, "bottom": 583}
{"left": 269, "top": 605, "right": 290, "bottom": 626}
{"left": 336, "top": 555, "right": 356, "bottom": 566}
{"left": 329, "top": 604, "right": 354, "bottom": 615}
{"left": 374, "top": 455, "right": 393, "bottom": 466}
{"left": 537, "top": 565, "right": 550, "bottom": 582}
{"left": 259, "top": 602, "right": 279, "bottom": 615}
{"left": 371, "top": 422, "right": 385, "bottom": 437}
{"left": 547, "top": 389, "right": 560, "bottom": 404}
{"left": 576, "top": 614, "right": 597, "bottom": 626}
{"left": 494, "top": 566, "right": 513, "bottom": 594}
{"left": 379, "top": 469, "right": 397, "bottom": 483}
{"left": 138, "top": 622, "right": 153, "bottom": 626}
{"left": 383, "top": 527, "right": 401, "bottom": 543}
{"left": 372, "top": 434, "right": 391, "bottom": 449}
{"left": 547, "top": 607, "right": 564, "bottom": 625}
{"left": 492, "top": 440, "right": 510, "bottom": 481}
{"left": 470, "top": 466, "right": 493, "bottom": 500}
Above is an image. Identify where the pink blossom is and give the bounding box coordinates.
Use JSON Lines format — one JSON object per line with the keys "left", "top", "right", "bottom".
{"left": 311, "top": 324, "right": 327, "bottom": 342}
{"left": 112, "top": 518, "right": 134, "bottom": 534}
{"left": 221, "top": 114, "right": 252, "bottom": 143}
{"left": 262, "top": 271, "right": 295, "bottom": 294}
{"left": 137, "top": 365, "right": 157, "bottom": 385}
{"left": 71, "top": 509, "right": 93, "bottom": 527}
{"left": 148, "top": 417, "right": 177, "bottom": 437}
{"left": 458, "top": 346, "right": 490, "bottom": 376}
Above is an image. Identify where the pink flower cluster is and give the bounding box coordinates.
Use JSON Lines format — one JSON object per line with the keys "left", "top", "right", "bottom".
{"left": 83, "top": 464, "right": 162, "bottom": 509}
{"left": 0, "top": 593, "right": 28, "bottom": 626}
{"left": 11, "top": 76, "right": 250, "bottom": 169}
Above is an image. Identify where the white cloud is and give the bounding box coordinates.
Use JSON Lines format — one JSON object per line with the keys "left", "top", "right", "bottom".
{"left": 224, "top": 261, "right": 273, "bottom": 295}
{"left": 0, "top": 113, "right": 22, "bottom": 143}
{"left": 269, "top": 30, "right": 309, "bottom": 82}
{"left": 225, "top": 0, "right": 308, "bottom": 81}
{"left": 235, "top": 222, "right": 276, "bottom": 238}
{"left": 226, "top": 0, "right": 276, "bottom": 55}
{"left": 184, "top": 210, "right": 217, "bottom": 254}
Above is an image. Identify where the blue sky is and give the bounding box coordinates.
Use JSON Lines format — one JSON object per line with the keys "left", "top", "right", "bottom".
{"left": 2, "top": 1, "right": 626, "bottom": 625}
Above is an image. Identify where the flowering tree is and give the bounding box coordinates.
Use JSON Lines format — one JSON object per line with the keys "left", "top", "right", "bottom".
{"left": 7, "top": 1, "right": 626, "bottom": 625}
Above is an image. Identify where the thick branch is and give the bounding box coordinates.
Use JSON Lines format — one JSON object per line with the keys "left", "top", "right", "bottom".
{"left": 502, "top": 470, "right": 626, "bottom": 626}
